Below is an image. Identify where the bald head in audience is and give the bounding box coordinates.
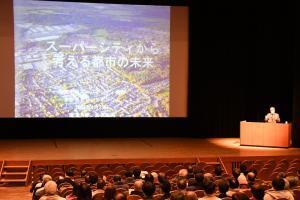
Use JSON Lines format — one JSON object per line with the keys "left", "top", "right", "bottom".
{"left": 178, "top": 169, "right": 188, "bottom": 178}
{"left": 39, "top": 180, "right": 66, "bottom": 200}
{"left": 247, "top": 172, "right": 256, "bottom": 181}
{"left": 44, "top": 180, "right": 57, "bottom": 195}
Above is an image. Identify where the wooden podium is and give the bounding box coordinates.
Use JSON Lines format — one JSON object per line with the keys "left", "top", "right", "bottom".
{"left": 240, "top": 121, "right": 292, "bottom": 147}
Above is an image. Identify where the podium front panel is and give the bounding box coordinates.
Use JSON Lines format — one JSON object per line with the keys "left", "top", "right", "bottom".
{"left": 240, "top": 121, "right": 291, "bottom": 147}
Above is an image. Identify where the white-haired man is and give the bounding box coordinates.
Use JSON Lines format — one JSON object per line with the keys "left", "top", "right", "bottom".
{"left": 39, "top": 180, "right": 66, "bottom": 200}
{"left": 34, "top": 174, "right": 53, "bottom": 199}
{"left": 265, "top": 106, "right": 280, "bottom": 123}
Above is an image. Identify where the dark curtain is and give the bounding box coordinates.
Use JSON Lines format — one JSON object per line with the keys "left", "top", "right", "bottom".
{"left": 188, "top": 1, "right": 294, "bottom": 138}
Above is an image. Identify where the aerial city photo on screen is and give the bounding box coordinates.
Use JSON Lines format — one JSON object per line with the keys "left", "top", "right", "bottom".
{"left": 14, "top": 0, "right": 170, "bottom": 117}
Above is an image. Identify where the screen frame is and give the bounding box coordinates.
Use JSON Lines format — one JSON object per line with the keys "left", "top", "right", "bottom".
{"left": 0, "top": 0, "right": 191, "bottom": 138}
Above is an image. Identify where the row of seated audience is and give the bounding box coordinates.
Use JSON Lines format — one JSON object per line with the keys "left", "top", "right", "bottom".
{"left": 30, "top": 163, "right": 300, "bottom": 200}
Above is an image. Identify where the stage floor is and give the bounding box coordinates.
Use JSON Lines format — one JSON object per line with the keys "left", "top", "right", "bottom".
{"left": 0, "top": 138, "right": 299, "bottom": 161}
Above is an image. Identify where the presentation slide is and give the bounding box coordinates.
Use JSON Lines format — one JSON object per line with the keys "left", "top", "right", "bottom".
{"left": 14, "top": 0, "right": 170, "bottom": 117}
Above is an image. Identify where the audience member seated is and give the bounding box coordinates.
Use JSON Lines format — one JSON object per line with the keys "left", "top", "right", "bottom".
{"left": 133, "top": 167, "right": 142, "bottom": 180}
{"left": 160, "top": 180, "right": 171, "bottom": 200}
{"left": 233, "top": 169, "right": 241, "bottom": 181}
{"left": 238, "top": 164, "right": 248, "bottom": 188}
{"left": 35, "top": 174, "right": 53, "bottom": 199}
{"left": 113, "top": 175, "right": 129, "bottom": 190}
{"left": 184, "top": 191, "right": 198, "bottom": 200}
{"left": 40, "top": 180, "right": 66, "bottom": 200}
{"left": 226, "top": 178, "right": 239, "bottom": 197}
{"left": 158, "top": 173, "right": 167, "bottom": 184}
{"left": 77, "top": 182, "right": 92, "bottom": 200}
{"left": 178, "top": 169, "right": 188, "bottom": 179}
{"left": 240, "top": 164, "right": 248, "bottom": 175}
{"left": 194, "top": 173, "right": 205, "bottom": 190}
{"left": 232, "top": 192, "right": 249, "bottom": 200}
{"left": 66, "top": 183, "right": 79, "bottom": 200}
{"left": 125, "top": 170, "right": 135, "bottom": 184}
{"left": 187, "top": 166, "right": 194, "bottom": 179}
{"left": 57, "top": 169, "right": 76, "bottom": 189}
{"left": 214, "top": 166, "right": 223, "bottom": 180}
{"left": 187, "top": 178, "right": 198, "bottom": 191}
{"left": 152, "top": 172, "right": 162, "bottom": 194}
{"left": 30, "top": 174, "right": 44, "bottom": 193}
{"left": 115, "top": 192, "right": 127, "bottom": 200}
{"left": 143, "top": 181, "right": 156, "bottom": 200}
{"left": 75, "top": 170, "right": 88, "bottom": 183}
{"left": 286, "top": 176, "right": 299, "bottom": 190}
{"left": 264, "top": 176, "right": 294, "bottom": 200}
{"left": 177, "top": 178, "right": 187, "bottom": 193}
{"left": 203, "top": 173, "right": 214, "bottom": 183}
{"left": 251, "top": 184, "right": 265, "bottom": 200}
{"left": 199, "top": 181, "right": 221, "bottom": 200}
{"left": 144, "top": 174, "right": 154, "bottom": 183}
{"left": 277, "top": 172, "right": 290, "bottom": 190}
{"left": 217, "top": 179, "right": 229, "bottom": 198}
{"left": 247, "top": 172, "right": 256, "bottom": 188}
{"left": 92, "top": 179, "right": 106, "bottom": 198}
{"left": 170, "top": 191, "right": 185, "bottom": 200}
{"left": 104, "top": 185, "right": 117, "bottom": 200}
{"left": 86, "top": 174, "right": 99, "bottom": 191}
{"left": 130, "top": 180, "right": 145, "bottom": 197}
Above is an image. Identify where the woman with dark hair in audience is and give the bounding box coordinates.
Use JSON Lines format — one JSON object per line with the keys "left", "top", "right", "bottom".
{"left": 199, "top": 181, "right": 221, "bottom": 200}
{"left": 77, "top": 182, "right": 92, "bottom": 200}
{"left": 104, "top": 185, "right": 116, "bottom": 200}
{"left": 88, "top": 173, "right": 99, "bottom": 191}
{"left": 217, "top": 179, "right": 229, "bottom": 198}
{"left": 158, "top": 173, "right": 167, "bottom": 184}
{"left": 143, "top": 181, "right": 156, "bottom": 200}
{"left": 232, "top": 169, "right": 241, "bottom": 181}
{"left": 144, "top": 174, "right": 154, "bottom": 183}
{"left": 250, "top": 184, "right": 265, "bottom": 200}
{"left": 160, "top": 180, "right": 171, "bottom": 200}
{"left": 133, "top": 167, "right": 142, "bottom": 180}
{"left": 194, "top": 173, "right": 205, "bottom": 190}
{"left": 226, "top": 178, "right": 239, "bottom": 197}
{"left": 214, "top": 166, "right": 223, "bottom": 180}
{"left": 124, "top": 170, "right": 134, "bottom": 184}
